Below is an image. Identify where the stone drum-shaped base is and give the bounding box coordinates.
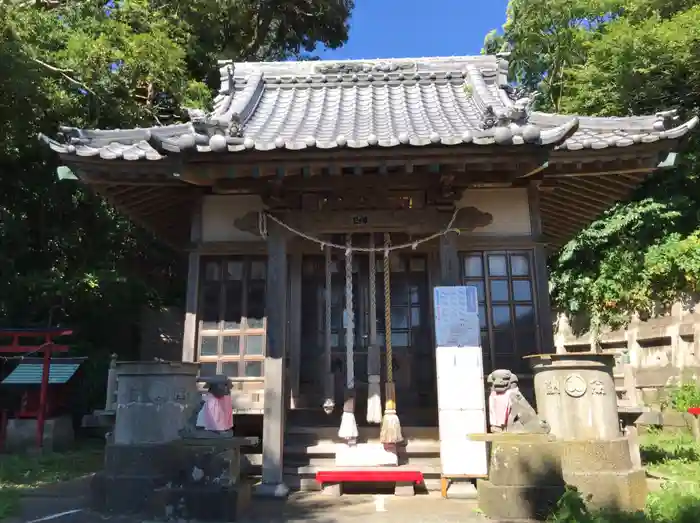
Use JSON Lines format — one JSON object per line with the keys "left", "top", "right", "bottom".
{"left": 476, "top": 434, "right": 565, "bottom": 521}
{"left": 477, "top": 480, "right": 566, "bottom": 521}
{"left": 560, "top": 438, "right": 647, "bottom": 512}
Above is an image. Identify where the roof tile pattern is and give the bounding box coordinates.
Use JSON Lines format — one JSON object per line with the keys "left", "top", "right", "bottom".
{"left": 40, "top": 56, "right": 698, "bottom": 160}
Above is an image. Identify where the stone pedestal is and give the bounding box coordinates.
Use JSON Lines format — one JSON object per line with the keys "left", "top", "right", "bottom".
{"left": 5, "top": 416, "right": 74, "bottom": 452}
{"left": 92, "top": 442, "right": 176, "bottom": 513}
{"left": 476, "top": 434, "right": 565, "bottom": 521}
{"left": 150, "top": 438, "right": 251, "bottom": 522}
{"left": 92, "top": 360, "right": 201, "bottom": 514}
{"left": 560, "top": 438, "right": 647, "bottom": 511}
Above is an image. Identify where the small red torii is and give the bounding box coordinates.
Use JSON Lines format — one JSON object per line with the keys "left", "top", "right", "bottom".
{"left": 0, "top": 328, "right": 72, "bottom": 448}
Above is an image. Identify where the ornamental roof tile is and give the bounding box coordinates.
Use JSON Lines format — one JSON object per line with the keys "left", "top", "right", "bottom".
{"left": 40, "top": 56, "right": 697, "bottom": 160}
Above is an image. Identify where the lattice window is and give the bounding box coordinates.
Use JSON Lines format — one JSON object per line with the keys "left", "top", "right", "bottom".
{"left": 461, "top": 251, "right": 538, "bottom": 374}
{"left": 375, "top": 254, "right": 428, "bottom": 349}
{"left": 197, "top": 257, "right": 266, "bottom": 379}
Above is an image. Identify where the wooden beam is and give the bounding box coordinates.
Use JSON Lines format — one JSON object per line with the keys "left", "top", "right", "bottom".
{"left": 245, "top": 207, "right": 494, "bottom": 236}
{"left": 182, "top": 198, "right": 202, "bottom": 363}
{"left": 550, "top": 182, "right": 619, "bottom": 208}
{"left": 288, "top": 253, "right": 302, "bottom": 410}
{"left": 529, "top": 184, "right": 554, "bottom": 353}
{"left": 439, "top": 232, "right": 460, "bottom": 286}
{"left": 559, "top": 177, "right": 631, "bottom": 199}
{"left": 539, "top": 202, "right": 593, "bottom": 231}
{"left": 542, "top": 218, "right": 581, "bottom": 236}
{"left": 92, "top": 187, "right": 184, "bottom": 250}
{"left": 545, "top": 166, "right": 653, "bottom": 179}
{"left": 135, "top": 193, "right": 196, "bottom": 218}
{"left": 213, "top": 168, "right": 527, "bottom": 194}
{"left": 544, "top": 188, "right": 609, "bottom": 216}
{"left": 259, "top": 221, "right": 288, "bottom": 495}
{"left": 117, "top": 187, "right": 178, "bottom": 209}
{"left": 84, "top": 178, "right": 185, "bottom": 187}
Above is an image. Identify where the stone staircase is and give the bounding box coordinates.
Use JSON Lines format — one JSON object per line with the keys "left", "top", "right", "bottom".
{"left": 608, "top": 348, "right": 639, "bottom": 409}
{"left": 283, "top": 424, "right": 442, "bottom": 491}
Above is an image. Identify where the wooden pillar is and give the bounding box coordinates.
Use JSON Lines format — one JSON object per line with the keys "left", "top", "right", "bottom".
{"left": 182, "top": 198, "right": 202, "bottom": 363}
{"left": 258, "top": 221, "right": 289, "bottom": 497}
{"left": 439, "top": 232, "right": 461, "bottom": 286}
{"left": 528, "top": 182, "right": 554, "bottom": 353}
{"left": 288, "top": 253, "right": 302, "bottom": 409}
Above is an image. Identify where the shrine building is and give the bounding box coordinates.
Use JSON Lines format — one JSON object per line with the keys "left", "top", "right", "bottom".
{"left": 42, "top": 55, "right": 697, "bottom": 490}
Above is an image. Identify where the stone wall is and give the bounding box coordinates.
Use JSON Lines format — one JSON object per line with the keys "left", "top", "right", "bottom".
{"left": 553, "top": 301, "right": 700, "bottom": 410}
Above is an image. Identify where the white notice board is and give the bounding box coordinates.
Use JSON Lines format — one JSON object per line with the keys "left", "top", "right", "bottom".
{"left": 433, "top": 286, "right": 480, "bottom": 347}
{"left": 433, "top": 286, "right": 488, "bottom": 478}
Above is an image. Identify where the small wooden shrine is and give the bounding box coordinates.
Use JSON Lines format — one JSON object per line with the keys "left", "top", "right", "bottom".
{"left": 41, "top": 55, "right": 697, "bottom": 491}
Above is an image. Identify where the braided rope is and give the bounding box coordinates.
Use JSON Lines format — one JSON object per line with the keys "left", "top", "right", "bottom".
{"left": 383, "top": 233, "right": 393, "bottom": 384}
{"left": 345, "top": 235, "right": 354, "bottom": 389}
{"left": 369, "top": 235, "right": 377, "bottom": 344}
{"left": 322, "top": 244, "right": 333, "bottom": 412}
{"left": 325, "top": 245, "right": 332, "bottom": 357}
{"left": 261, "top": 210, "right": 460, "bottom": 253}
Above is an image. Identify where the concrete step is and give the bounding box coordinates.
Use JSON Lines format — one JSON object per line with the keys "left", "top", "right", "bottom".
{"left": 283, "top": 457, "right": 442, "bottom": 476}
{"left": 284, "top": 439, "right": 441, "bottom": 456}
{"left": 286, "top": 425, "right": 439, "bottom": 440}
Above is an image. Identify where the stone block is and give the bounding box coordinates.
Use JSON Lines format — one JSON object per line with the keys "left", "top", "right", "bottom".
{"left": 563, "top": 469, "right": 647, "bottom": 511}
{"left": 489, "top": 439, "right": 563, "bottom": 487}
{"left": 559, "top": 438, "right": 633, "bottom": 473}
{"left": 394, "top": 482, "right": 416, "bottom": 497}
{"left": 5, "top": 416, "right": 74, "bottom": 452}
{"left": 95, "top": 474, "right": 164, "bottom": 514}
{"left": 174, "top": 443, "right": 240, "bottom": 487}
{"left": 477, "top": 479, "right": 565, "bottom": 521}
{"left": 335, "top": 443, "right": 398, "bottom": 467}
{"left": 151, "top": 483, "right": 252, "bottom": 522}
{"left": 321, "top": 483, "right": 343, "bottom": 497}
{"left": 104, "top": 442, "right": 177, "bottom": 478}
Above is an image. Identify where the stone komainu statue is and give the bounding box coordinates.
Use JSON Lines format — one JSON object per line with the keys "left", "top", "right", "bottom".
{"left": 487, "top": 369, "right": 550, "bottom": 434}
{"left": 180, "top": 374, "right": 234, "bottom": 439}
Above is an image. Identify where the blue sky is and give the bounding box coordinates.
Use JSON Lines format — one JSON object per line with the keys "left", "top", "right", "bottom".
{"left": 321, "top": 0, "right": 510, "bottom": 60}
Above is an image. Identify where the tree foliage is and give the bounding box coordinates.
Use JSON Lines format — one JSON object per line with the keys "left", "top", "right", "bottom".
{"left": 0, "top": 0, "right": 352, "bottom": 407}
{"left": 486, "top": 0, "right": 700, "bottom": 329}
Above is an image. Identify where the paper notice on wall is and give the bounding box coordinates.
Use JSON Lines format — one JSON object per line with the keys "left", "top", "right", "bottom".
{"left": 433, "top": 286, "right": 480, "bottom": 347}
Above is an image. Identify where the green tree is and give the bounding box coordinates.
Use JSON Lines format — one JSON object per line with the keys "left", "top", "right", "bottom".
{"left": 485, "top": 0, "right": 700, "bottom": 329}
{"left": 0, "top": 0, "right": 352, "bottom": 409}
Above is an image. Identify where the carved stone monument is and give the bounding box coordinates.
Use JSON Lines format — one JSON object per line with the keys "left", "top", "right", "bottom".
{"left": 530, "top": 354, "right": 647, "bottom": 511}
{"left": 91, "top": 361, "right": 200, "bottom": 514}
{"left": 91, "top": 364, "right": 257, "bottom": 521}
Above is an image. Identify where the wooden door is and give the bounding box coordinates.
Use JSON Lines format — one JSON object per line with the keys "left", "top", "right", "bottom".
{"left": 299, "top": 254, "right": 364, "bottom": 413}
{"left": 374, "top": 253, "right": 435, "bottom": 425}
{"left": 299, "top": 251, "right": 435, "bottom": 426}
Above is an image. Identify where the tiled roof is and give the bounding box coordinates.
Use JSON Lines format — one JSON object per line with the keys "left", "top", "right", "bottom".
{"left": 2, "top": 358, "right": 85, "bottom": 385}
{"left": 40, "top": 56, "right": 698, "bottom": 161}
